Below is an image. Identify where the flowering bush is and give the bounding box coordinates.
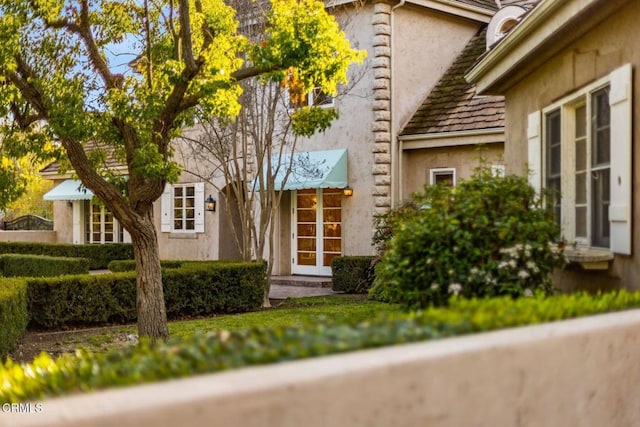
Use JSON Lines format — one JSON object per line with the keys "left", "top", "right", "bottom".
{"left": 369, "top": 168, "right": 566, "bottom": 309}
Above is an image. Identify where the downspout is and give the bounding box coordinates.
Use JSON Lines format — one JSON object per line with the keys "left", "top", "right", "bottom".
{"left": 390, "top": 0, "right": 406, "bottom": 206}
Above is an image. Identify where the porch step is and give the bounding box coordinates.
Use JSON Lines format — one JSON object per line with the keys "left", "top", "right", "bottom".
{"left": 270, "top": 275, "right": 333, "bottom": 288}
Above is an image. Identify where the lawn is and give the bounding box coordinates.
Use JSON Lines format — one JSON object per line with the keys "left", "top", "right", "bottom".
{"left": 10, "top": 295, "right": 394, "bottom": 362}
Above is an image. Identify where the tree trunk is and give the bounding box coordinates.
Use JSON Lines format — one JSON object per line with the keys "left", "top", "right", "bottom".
{"left": 131, "top": 212, "right": 170, "bottom": 340}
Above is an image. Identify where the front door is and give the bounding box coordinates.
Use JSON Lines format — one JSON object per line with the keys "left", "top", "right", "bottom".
{"left": 292, "top": 188, "right": 342, "bottom": 276}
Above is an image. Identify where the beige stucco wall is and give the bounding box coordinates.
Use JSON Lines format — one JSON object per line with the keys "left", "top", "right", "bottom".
{"left": 9, "top": 309, "right": 640, "bottom": 427}
{"left": 393, "top": 6, "right": 480, "bottom": 131}
{"left": 500, "top": 0, "right": 640, "bottom": 289}
{"left": 0, "top": 230, "right": 56, "bottom": 243}
{"left": 52, "top": 199, "right": 73, "bottom": 244}
{"left": 402, "top": 143, "right": 503, "bottom": 198}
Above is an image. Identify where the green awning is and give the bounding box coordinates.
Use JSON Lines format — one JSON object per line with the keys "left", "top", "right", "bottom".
{"left": 255, "top": 148, "right": 348, "bottom": 191}
{"left": 43, "top": 179, "right": 94, "bottom": 201}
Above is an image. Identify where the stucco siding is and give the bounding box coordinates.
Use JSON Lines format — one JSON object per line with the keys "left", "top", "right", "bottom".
{"left": 502, "top": 0, "right": 640, "bottom": 289}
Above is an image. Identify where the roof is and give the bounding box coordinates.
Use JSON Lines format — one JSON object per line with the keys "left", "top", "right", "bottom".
{"left": 453, "top": 0, "right": 499, "bottom": 11}
{"left": 40, "top": 144, "right": 125, "bottom": 177}
{"left": 400, "top": 27, "right": 504, "bottom": 137}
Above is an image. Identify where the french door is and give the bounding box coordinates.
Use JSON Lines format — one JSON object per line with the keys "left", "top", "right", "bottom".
{"left": 292, "top": 188, "right": 342, "bottom": 276}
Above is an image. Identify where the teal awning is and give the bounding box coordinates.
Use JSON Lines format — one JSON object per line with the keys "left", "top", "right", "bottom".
{"left": 43, "top": 179, "right": 94, "bottom": 201}
{"left": 255, "top": 149, "right": 348, "bottom": 191}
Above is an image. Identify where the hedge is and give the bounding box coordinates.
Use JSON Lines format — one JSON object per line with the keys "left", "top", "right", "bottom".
{"left": 26, "top": 261, "right": 266, "bottom": 329}
{"left": 3, "top": 290, "right": 640, "bottom": 403}
{"left": 108, "top": 259, "right": 184, "bottom": 272}
{"left": 0, "top": 279, "right": 28, "bottom": 361}
{"left": 331, "top": 256, "right": 376, "bottom": 293}
{"left": 0, "top": 254, "right": 90, "bottom": 278}
{"left": 0, "top": 242, "right": 133, "bottom": 270}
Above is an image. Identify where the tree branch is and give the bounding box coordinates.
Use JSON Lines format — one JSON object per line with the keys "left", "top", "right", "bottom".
{"left": 178, "top": 0, "right": 198, "bottom": 72}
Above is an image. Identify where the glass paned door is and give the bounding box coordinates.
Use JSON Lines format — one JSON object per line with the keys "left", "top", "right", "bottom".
{"left": 292, "top": 189, "right": 342, "bottom": 275}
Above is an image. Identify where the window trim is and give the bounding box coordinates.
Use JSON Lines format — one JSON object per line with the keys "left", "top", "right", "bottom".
{"left": 160, "top": 182, "right": 205, "bottom": 234}
{"left": 429, "top": 168, "right": 456, "bottom": 187}
{"left": 535, "top": 63, "right": 632, "bottom": 255}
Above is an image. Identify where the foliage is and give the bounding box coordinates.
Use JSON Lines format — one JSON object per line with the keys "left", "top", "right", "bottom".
{"left": 108, "top": 259, "right": 184, "bottom": 272}
{"left": 370, "top": 169, "right": 566, "bottom": 308}
{"left": 0, "top": 254, "right": 89, "bottom": 277}
{"left": 331, "top": 256, "right": 376, "bottom": 293}
{"left": 26, "top": 261, "right": 265, "bottom": 329}
{"left": 2, "top": 154, "right": 53, "bottom": 220}
{"left": 0, "top": 0, "right": 364, "bottom": 338}
{"left": 3, "top": 290, "right": 640, "bottom": 402}
{"left": 0, "top": 278, "right": 28, "bottom": 360}
{"left": 0, "top": 242, "right": 132, "bottom": 270}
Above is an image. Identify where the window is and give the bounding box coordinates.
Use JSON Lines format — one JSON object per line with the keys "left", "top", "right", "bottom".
{"left": 289, "top": 88, "right": 334, "bottom": 109}
{"left": 530, "top": 64, "right": 632, "bottom": 254}
{"left": 160, "top": 182, "right": 205, "bottom": 233}
{"left": 83, "top": 201, "right": 126, "bottom": 244}
{"left": 430, "top": 168, "right": 456, "bottom": 187}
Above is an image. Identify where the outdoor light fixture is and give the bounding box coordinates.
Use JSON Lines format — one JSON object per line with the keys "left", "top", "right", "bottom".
{"left": 342, "top": 186, "right": 353, "bottom": 197}
{"left": 205, "top": 195, "right": 217, "bottom": 212}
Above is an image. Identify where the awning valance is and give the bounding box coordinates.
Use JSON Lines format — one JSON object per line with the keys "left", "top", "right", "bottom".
{"left": 255, "top": 148, "right": 348, "bottom": 191}
{"left": 43, "top": 179, "right": 94, "bottom": 201}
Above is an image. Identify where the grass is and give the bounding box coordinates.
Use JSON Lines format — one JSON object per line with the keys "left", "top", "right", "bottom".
{"left": 18, "top": 295, "right": 394, "bottom": 358}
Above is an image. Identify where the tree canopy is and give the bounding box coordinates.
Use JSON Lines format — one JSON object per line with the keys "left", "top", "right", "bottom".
{"left": 0, "top": 0, "right": 364, "bottom": 339}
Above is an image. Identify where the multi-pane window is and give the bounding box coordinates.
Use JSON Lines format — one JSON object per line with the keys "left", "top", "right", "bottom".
{"left": 543, "top": 86, "right": 611, "bottom": 248}
{"left": 84, "top": 201, "right": 124, "bottom": 244}
{"left": 173, "top": 185, "right": 196, "bottom": 231}
{"left": 289, "top": 88, "right": 334, "bottom": 109}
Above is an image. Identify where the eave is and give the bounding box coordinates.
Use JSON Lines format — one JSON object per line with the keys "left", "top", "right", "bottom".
{"left": 465, "top": 0, "right": 631, "bottom": 94}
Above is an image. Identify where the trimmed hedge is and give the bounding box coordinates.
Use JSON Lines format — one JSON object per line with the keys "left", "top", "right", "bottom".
{"left": 331, "top": 256, "right": 376, "bottom": 293}
{"left": 0, "top": 242, "right": 133, "bottom": 270}
{"left": 0, "top": 254, "right": 90, "bottom": 277}
{"left": 0, "top": 279, "right": 28, "bottom": 361}
{"left": 2, "top": 290, "right": 640, "bottom": 403}
{"left": 107, "top": 259, "right": 184, "bottom": 272}
{"left": 26, "top": 261, "right": 266, "bottom": 329}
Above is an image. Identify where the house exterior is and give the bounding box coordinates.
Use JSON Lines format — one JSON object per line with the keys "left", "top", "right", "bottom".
{"left": 41, "top": 0, "right": 532, "bottom": 277}
{"left": 467, "top": 0, "right": 638, "bottom": 291}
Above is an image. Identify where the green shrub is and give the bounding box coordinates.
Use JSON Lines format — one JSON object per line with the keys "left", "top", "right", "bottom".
{"left": 0, "top": 242, "right": 133, "bottom": 269}
{"left": 0, "top": 254, "right": 90, "bottom": 277}
{"left": 108, "top": 259, "right": 184, "bottom": 272}
{"left": 331, "top": 256, "right": 376, "bottom": 293}
{"left": 370, "top": 169, "right": 566, "bottom": 309}
{"left": 26, "top": 261, "right": 265, "bottom": 329}
{"left": 0, "top": 278, "right": 28, "bottom": 361}
{"left": 2, "top": 290, "right": 640, "bottom": 403}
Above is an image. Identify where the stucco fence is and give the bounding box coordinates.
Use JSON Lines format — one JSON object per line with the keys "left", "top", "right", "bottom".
{"left": 4, "top": 309, "right": 640, "bottom": 427}
{"left": 0, "top": 231, "right": 56, "bottom": 244}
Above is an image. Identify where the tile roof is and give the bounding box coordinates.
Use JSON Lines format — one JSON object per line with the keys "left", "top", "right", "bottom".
{"left": 453, "top": 0, "right": 499, "bottom": 11}
{"left": 400, "top": 27, "right": 504, "bottom": 137}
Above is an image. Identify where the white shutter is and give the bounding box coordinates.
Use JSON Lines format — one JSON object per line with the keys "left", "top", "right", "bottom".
{"left": 527, "top": 111, "right": 542, "bottom": 193}
{"left": 194, "top": 182, "right": 205, "bottom": 233}
{"left": 160, "top": 184, "right": 172, "bottom": 233}
{"left": 608, "top": 64, "right": 632, "bottom": 255}
{"left": 72, "top": 201, "right": 83, "bottom": 244}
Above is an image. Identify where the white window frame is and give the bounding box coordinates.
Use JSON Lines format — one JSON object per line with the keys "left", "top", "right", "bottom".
{"left": 429, "top": 168, "right": 456, "bottom": 186}
{"left": 288, "top": 87, "right": 335, "bottom": 110}
{"left": 532, "top": 63, "right": 632, "bottom": 254}
{"left": 161, "top": 182, "right": 205, "bottom": 234}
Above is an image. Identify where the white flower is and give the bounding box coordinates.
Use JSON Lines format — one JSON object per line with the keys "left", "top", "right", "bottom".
{"left": 518, "top": 270, "right": 530, "bottom": 280}
{"left": 523, "top": 288, "right": 534, "bottom": 297}
{"left": 470, "top": 267, "right": 479, "bottom": 275}
{"left": 426, "top": 258, "right": 433, "bottom": 265}
{"left": 448, "top": 269, "right": 455, "bottom": 276}
{"left": 498, "top": 261, "right": 509, "bottom": 269}
{"left": 526, "top": 261, "right": 536, "bottom": 270}
{"left": 448, "top": 283, "right": 462, "bottom": 295}
{"left": 430, "top": 283, "right": 439, "bottom": 290}
{"left": 509, "top": 260, "right": 517, "bottom": 269}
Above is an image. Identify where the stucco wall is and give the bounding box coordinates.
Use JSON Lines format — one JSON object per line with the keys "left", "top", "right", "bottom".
{"left": 9, "top": 309, "right": 640, "bottom": 427}
{"left": 501, "top": 0, "right": 640, "bottom": 289}
{"left": 0, "top": 230, "right": 56, "bottom": 243}
{"left": 402, "top": 143, "right": 503, "bottom": 197}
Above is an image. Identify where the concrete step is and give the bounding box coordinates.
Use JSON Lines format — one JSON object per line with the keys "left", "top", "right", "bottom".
{"left": 270, "top": 275, "right": 333, "bottom": 288}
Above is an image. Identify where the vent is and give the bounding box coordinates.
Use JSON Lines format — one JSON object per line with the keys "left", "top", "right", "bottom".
{"left": 486, "top": 5, "right": 527, "bottom": 50}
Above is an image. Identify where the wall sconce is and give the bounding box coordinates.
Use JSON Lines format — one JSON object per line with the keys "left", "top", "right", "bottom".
{"left": 342, "top": 186, "right": 353, "bottom": 197}
{"left": 205, "top": 195, "right": 217, "bottom": 212}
